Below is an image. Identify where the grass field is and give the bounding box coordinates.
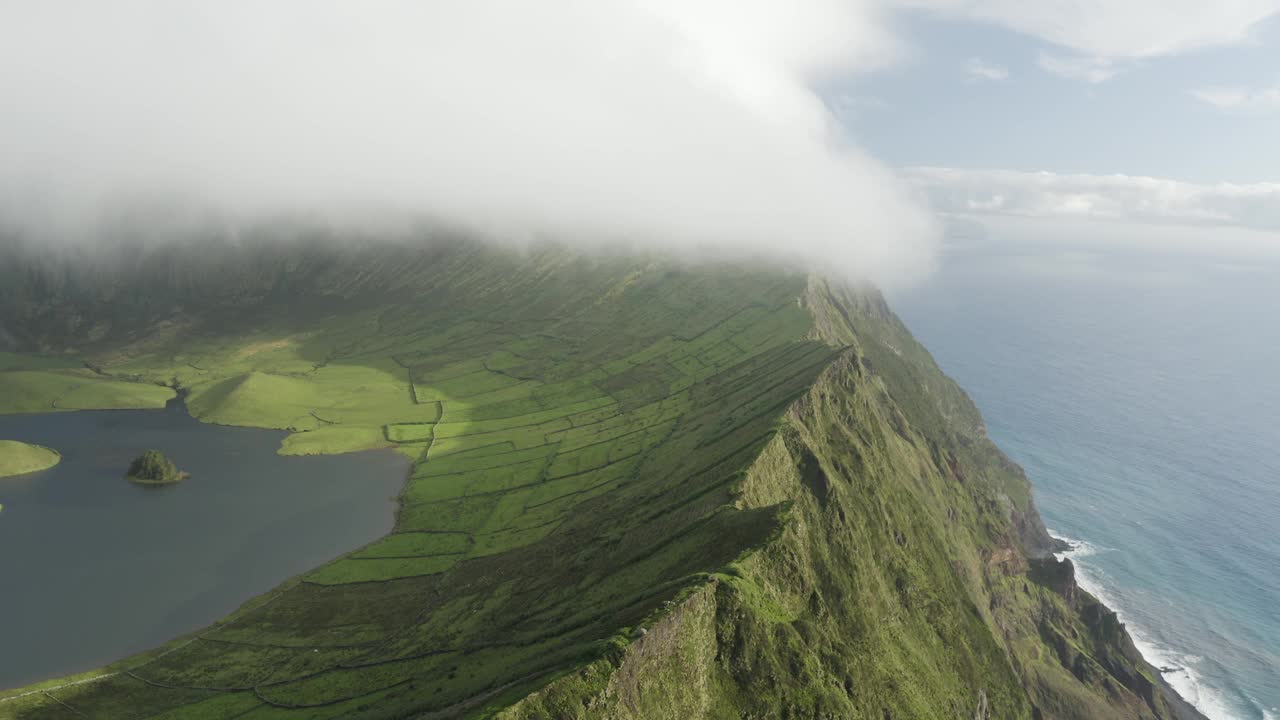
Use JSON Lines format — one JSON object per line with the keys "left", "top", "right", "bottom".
{"left": 0, "top": 370, "right": 175, "bottom": 415}
{"left": 0, "top": 242, "right": 1182, "bottom": 720}
{"left": 0, "top": 440, "right": 61, "bottom": 478}
{"left": 0, "top": 353, "right": 81, "bottom": 372}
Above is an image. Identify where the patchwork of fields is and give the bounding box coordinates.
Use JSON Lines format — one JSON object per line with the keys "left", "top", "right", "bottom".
{"left": 1, "top": 251, "right": 849, "bottom": 717}
{"left": 0, "top": 242, "right": 1195, "bottom": 720}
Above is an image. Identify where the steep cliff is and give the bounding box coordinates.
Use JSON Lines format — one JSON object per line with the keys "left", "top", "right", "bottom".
{"left": 498, "top": 279, "right": 1202, "bottom": 720}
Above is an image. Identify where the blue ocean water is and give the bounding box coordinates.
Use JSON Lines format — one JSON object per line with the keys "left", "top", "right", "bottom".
{"left": 890, "top": 224, "right": 1280, "bottom": 720}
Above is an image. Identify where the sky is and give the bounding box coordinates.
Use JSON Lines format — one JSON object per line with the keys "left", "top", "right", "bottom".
{"left": 1, "top": 1, "right": 1279, "bottom": 283}
{"left": 839, "top": 3, "right": 1280, "bottom": 233}
{"left": 840, "top": 9, "right": 1280, "bottom": 182}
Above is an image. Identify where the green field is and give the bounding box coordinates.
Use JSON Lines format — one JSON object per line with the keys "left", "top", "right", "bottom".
{"left": 0, "top": 240, "right": 1189, "bottom": 720}
{"left": 0, "top": 440, "right": 61, "bottom": 478}
{"left": 0, "top": 370, "right": 175, "bottom": 415}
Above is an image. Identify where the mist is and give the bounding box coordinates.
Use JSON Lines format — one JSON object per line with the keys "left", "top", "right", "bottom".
{"left": 0, "top": 1, "right": 939, "bottom": 286}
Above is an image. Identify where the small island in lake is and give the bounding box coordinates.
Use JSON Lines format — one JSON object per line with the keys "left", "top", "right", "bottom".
{"left": 127, "top": 449, "right": 189, "bottom": 485}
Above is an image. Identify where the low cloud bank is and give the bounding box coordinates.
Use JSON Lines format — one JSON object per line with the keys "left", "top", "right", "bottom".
{"left": 8, "top": 2, "right": 1278, "bottom": 284}
{"left": 905, "top": 166, "right": 1280, "bottom": 232}
{"left": 0, "top": 1, "right": 940, "bottom": 286}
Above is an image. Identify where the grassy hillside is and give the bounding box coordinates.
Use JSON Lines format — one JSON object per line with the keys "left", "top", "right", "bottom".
{"left": 0, "top": 441, "right": 61, "bottom": 478}
{"left": 0, "top": 371, "right": 174, "bottom": 415}
{"left": 0, "top": 238, "right": 1202, "bottom": 720}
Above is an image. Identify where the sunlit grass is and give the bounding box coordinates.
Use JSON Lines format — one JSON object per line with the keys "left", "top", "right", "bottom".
{"left": 0, "top": 440, "right": 61, "bottom": 478}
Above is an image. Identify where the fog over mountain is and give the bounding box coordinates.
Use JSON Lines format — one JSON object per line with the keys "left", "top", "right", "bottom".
{"left": 0, "top": 1, "right": 940, "bottom": 286}
{"left": 6, "top": 1, "right": 1280, "bottom": 284}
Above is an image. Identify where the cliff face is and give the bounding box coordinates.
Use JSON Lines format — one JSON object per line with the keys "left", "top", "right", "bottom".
{"left": 498, "top": 279, "right": 1201, "bottom": 720}
{"left": 0, "top": 237, "right": 1202, "bottom": 719}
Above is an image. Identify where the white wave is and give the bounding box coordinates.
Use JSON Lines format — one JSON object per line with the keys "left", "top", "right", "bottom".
{"left": 1245, "top": 693, "right": 1278, "bottom": 720}
{"left": 1049, "top": 530, "right": 1249, "bottom": 720}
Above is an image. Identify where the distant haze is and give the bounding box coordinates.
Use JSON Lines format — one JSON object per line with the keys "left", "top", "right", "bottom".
{"left": 0, "top": 1, "right": 941, "bottom": 286}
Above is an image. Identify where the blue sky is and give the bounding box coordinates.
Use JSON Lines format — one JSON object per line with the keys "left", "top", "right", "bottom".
{"left": 835, "top": 11, "right": 1280, "bottom": 183}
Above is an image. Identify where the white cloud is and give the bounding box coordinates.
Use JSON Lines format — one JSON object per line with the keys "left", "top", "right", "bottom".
{"left": 1191, "top": 85, "right": 1280, "bottom": 110}
{"left": 1191, "top": 87, "right": 1252, "bottom": 108}
{"left": 5, "top": 0, "right": 1276, "bottom": 288}
{"left": 957, "top": 214, "right": 1280, "bottom": 264}
{"left": 904, "top": 166, "right": 1280, "bottom": 231}
{"left": 899, "top": 0, "right": 1280, "bottom": 59}
{"left": 964, "top": 57, "right": 1009, "bottom": 81}
{"left": 1036, "top": 52, "right": 1123, "bottom": 83}
{"left": 0, "top": 0, "right": 938, "bottom": 286}
{"left": 894, "top": 1, "right": 1280, "bottom": 84}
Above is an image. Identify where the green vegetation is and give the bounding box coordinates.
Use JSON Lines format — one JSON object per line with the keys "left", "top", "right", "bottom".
{"left": 0, "top": 440, "right": 61, "bottom": 478}
{"left": 126, "top": 450, "right": 188, "bottom": 485}
{"left": 280, "top": 426, "right": 391, "bottom": 456}
{"left": 0, "top": 369, "right": 175, "bottom": 414}
{"left": 0, "top": 352, "right": 82, "bottom": 372}
{"left": 0, "top": 239, "right": 1195, "bottom": 719}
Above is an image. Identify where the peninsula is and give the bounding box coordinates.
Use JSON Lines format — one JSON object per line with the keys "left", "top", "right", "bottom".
{"left": 0, "top": 440, "right": 61, "bottom": 478}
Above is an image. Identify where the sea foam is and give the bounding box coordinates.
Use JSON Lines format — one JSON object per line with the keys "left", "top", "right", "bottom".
{"left": 1052, "top": 534, "right": 1249, "bottom": 720}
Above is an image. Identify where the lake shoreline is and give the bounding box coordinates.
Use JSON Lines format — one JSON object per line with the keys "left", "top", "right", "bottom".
{"left": 0, "top": 402, "right": 409, "bottom": 690}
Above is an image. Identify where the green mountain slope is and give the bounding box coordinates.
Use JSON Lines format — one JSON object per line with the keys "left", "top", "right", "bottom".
{"left": 0, "top": 236, "right": 1203, "bottom": 720}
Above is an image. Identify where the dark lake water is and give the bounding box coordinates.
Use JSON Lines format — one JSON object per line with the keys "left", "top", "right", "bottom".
{"left": 0, "top": 398, "right": 409, "bottom": 690}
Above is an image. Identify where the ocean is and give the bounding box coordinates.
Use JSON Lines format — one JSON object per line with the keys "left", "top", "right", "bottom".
{"left": 889, "top": 217, "right": 1280, "bottom": 720}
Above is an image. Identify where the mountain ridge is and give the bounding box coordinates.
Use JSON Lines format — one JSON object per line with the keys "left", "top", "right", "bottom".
{"left": 0, "top": 235, "right": 1205, "bottom": 719}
